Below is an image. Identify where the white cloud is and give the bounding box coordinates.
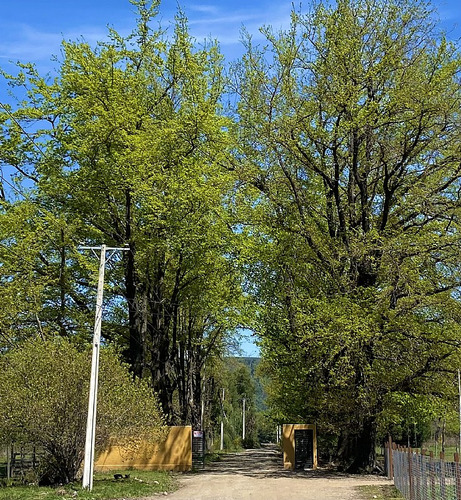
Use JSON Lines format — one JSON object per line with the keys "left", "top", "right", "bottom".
{"left": 0, "top": 2, "right": 295, "bottom": 69}
{"left": 0, "top": 25, "right": 62, "bottom": 61}
{"left": 0, "top": 23, "right": 109, "bottom": 65}
{"left": 188, "top": 12, "right": 263, "bottom": 26}
{"left": 187, "top": 4, "right": 220, "bottom": 15}
{"left": 185, "top": 2, "right": 293, "bottom": 50}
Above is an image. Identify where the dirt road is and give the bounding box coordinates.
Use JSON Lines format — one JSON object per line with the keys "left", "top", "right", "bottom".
{"left": 161, "top": 445, "right": 392, "bottom": 500}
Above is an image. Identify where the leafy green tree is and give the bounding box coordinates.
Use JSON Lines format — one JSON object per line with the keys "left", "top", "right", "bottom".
{"left": 208, "top": 358, "right": 259, "bottom": 449}
{"left": 0, "top": 337, "right": 165, "bottom": 484}
{"left": 0, "top": 0, "right": 243, "bottom": 425}
{"left": 0, "top": 199, "right": 99, "bottom": 350}
{"left": 236, "top": 0, "right": 461, "bottom": 470}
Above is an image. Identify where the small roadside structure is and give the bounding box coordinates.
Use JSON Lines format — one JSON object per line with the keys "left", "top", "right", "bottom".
{"left": 96, "top": 426, "right": 192, "bottom": 472}
{"left": 282, "top": 424, "right": 317, "bottom": 470}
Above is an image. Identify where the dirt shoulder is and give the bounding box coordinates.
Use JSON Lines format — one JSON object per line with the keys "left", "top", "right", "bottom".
{"left": 149, "top": 446, "right": 393, "bottom": 500}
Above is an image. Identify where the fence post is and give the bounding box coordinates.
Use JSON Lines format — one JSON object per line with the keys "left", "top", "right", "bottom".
{"left": 388, "top": 435, "right": 394, "bottom": 480}
{"left": 414, "top": 449, "right": 420, "bottom": 500}
{"left": 6, "top": 443, "right": 11, "bottom": 479}
{"left": 455, "top": 452, "right": 461, "bottom": 500}
{"left": 384, "top": 441, "right": 389, "bottom": 478}
{"left": 429, "top": 451, "right": 436, "bottom": 500}
{"left": 440, "top": 452, "right": 446, "bottom": 499}
{"left": 392, "top": 443, "right": 398, "bottom": 492}
{"left": 399, "top": 445, "right": 405, "bottom": 495}
{"left": 408, "top": 447, "right": 414, "bottom": 500}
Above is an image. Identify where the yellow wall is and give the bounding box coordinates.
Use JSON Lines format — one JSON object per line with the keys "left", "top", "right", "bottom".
{"left": 282, "top": 424, "right": 317, "bottom": 470}
{"left": 95, "top": 426, "right": 192, "bottom": 472}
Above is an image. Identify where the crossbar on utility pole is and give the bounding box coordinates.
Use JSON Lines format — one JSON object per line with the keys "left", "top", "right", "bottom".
{"left": 80, "top": 244, "right": 128, "bottom": 491}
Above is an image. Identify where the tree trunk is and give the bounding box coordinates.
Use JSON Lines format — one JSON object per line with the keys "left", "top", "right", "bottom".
{"left": 125, "top": 246, "right": 144, "bottom": 379}
{"left": 336, "top": 417, "right": 376, "bottom": 472}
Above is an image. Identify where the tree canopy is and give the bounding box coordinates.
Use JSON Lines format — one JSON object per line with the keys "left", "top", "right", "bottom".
{"left": 0, "top": 0, "right": 243, "bottom": 428}
{"left": 236, "top": 0, "right": 461, "bottom": 470}
{"left": 1, "top": 0, "right": 461, "bottom": 473}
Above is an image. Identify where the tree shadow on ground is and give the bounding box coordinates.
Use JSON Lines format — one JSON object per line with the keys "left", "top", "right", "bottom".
{"left": 189, "top": 444, "right": 377, "bottom": 480}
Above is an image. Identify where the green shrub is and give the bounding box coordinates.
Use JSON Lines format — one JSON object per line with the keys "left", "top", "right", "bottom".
{"left": 0, "top": 338, "right": 165, "bottom": 485}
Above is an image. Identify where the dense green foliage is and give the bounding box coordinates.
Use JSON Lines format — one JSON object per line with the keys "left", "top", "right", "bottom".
{"left": 205, "top": 357, "right": 274, "bottom": 449}
{"left": 1, "top": 0, "right": 461, "bottom": 474}
{"left": 0, "top": 338, "right": 165, "bottom": 484}
{"left": 0, "top": 0, "right": 243, "bottom": 427}
{"left": 203, "top": 358, "right": 259, "bottom": 450}
{"left": 223, "top": 359, "right": 259, "bottom": 448}
{"left": 236, "top": 0, "right": 461, "bottom": 470}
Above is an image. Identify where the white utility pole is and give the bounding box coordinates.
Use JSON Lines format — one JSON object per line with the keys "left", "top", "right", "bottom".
{"left": 220, "top": 388, "right": 225, "bottom": 451}
{"left": 242, "top": 397, "right": 246, "bottom": 441}
{"left": 201, "top": 398, "right": 205, "bottom": 430}
{"left": 81, "top": 245, "right": 128, "bottom": 491}
{"left": 220, "top": 421, "right": 224, "bottom": 451}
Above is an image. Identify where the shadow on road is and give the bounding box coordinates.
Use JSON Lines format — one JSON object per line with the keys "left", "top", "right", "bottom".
{"left": 194, "top": 444, "right": 366, "bottom": 480}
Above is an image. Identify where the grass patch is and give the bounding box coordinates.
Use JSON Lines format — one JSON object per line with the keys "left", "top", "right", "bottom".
{"left": 357, "top": 485, "right": 404, "bottom": 500}
{"left": 0, "top": 469, "right": 176, "bottom": 500}
{"left": 420, "top": 445, "right": 458, "bottom": 458}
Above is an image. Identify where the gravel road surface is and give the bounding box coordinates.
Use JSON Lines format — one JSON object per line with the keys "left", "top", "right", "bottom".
{"left": 155, "top": 445, "right": 392, "bottom": 500}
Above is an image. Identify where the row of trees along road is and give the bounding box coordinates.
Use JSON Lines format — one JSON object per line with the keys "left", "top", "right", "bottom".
{"left": 1, "top": 0, "right": 461, "bottom": 473}
{"left": 0, "top": 1, "right": 244, "bottom": 432}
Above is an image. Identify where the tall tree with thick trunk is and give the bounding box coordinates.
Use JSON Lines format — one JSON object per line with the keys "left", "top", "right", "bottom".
{"left": 0, "top": 1, "right": 243, "bottom": 425}
{"left": 235, "top": 0, "right": 461, "bottom": 471}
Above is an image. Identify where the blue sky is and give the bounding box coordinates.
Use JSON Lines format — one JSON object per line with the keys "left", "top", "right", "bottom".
{"left": 1, "top": 0, "right": 460, "bottom": 74}
{"left": 1, "top": 0, "right": 460, "bottom": 357}
{"left": 0, "top": 0, "right": 295, "bottom": 74}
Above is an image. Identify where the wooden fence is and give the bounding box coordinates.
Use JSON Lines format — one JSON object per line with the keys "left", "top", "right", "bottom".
{"left": 386, "top": 439, "right": 461, "bottom": 500}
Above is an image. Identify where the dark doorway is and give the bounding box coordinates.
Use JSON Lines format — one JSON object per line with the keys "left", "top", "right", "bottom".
{"left": 294, "top": 429, "right": 314, "bottom": 470}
